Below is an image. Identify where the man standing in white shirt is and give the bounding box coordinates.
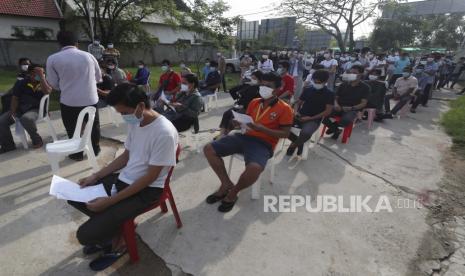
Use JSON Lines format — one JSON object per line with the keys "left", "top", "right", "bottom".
{"left": 46, "top": 31, "right": 102, "bottom": 161}
{"left": 320, "top": 52, "right": 338, "bottom": 91}
{"left": 69, "top": 83, "right": 178, "bottom": 271}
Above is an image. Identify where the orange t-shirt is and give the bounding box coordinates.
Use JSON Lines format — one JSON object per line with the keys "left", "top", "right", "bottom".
{"left": 245, "top": 98, "right": 294, "bottom": 149}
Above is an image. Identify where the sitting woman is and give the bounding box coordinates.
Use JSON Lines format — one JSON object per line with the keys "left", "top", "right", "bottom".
{"left": 160, "top": 73, "right": 202, "bottom": 132}
{"left": 215, "top": 70, "right": 263, "bottom": 139}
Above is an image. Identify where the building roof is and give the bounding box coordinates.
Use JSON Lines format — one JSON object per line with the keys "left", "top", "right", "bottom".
{"left": 0, "top": 0, "right": 62, "bottom": 19}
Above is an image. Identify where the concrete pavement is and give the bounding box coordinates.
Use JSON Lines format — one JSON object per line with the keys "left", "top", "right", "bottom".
{"left": 0, "top": 89, "right": 463, "bottom": 275}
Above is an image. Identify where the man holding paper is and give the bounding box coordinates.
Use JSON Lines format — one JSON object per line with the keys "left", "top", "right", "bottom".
{"left": 67, "top": 83, "right": 178, "bottom": 271}
{"left": 203, "top": 72, "right": 293, "bottom": 213}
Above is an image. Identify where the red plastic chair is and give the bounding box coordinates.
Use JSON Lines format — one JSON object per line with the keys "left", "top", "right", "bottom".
{"left": 320, "top": 116, "right": 354, "bottom": 144}
{"left": 122, "top": 145, "right": 182, "bottom": 263}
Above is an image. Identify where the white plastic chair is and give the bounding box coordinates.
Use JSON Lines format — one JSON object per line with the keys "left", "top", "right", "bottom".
{"left": 46, "top": 106, "right": 98, "bottom": 174}
{"left": 107, "top": 106, "right": 120, "bottom": 127}
{"left": 203, "top": 89, "right": 219, "bottom": 112}
{"left": 227, "top": 139, "right": 285, "bottom": 200}
{"left": 15, "top": 94, "right": 57, "bottom": 149}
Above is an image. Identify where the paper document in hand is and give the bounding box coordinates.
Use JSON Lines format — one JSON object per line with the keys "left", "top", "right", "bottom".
{"left": 50, "top": 175, "right": 108, "bottom": 203}
{"left": 232, "top": 110, "right": 254, "bottom": 133}
{"left": 232, "top": 110, "right": 253, "bottom": 124}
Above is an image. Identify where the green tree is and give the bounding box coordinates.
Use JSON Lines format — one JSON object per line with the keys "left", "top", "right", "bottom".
{"left": 281, "top": 0, "right": 379, "bottom": 52}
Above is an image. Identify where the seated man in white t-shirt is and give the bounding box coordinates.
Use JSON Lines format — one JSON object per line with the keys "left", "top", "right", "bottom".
{"left": 68, "top": 83, "right": 178, "bottom": 271}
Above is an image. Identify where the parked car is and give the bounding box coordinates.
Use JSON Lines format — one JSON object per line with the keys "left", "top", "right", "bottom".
{"left": 225, "top": 58, "right": 240, "bottom": 73}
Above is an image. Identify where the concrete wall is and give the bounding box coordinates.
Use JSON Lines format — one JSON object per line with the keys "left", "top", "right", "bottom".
{"left": 0, "top": 15, "right": 60, "bottom": 39}
{"left": 143, "top": 23, "right": 196, "bottom": 44}
{"left": 0, "top": 39, "right": 216, "bottom": 67}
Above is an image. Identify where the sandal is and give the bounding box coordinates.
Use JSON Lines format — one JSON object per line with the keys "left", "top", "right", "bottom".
{"left": 89, "top": 250, "right": 127, "bottom": 271}
{"left": 218, "top": 197, "right": 238, "bottom": 213}
{"left": 206, "top": 192, "right": 228, "bottom": 204}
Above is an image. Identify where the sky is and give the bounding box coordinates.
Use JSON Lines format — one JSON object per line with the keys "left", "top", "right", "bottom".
{"left": 223, "top": 0, "right": 425, "bottom": 39}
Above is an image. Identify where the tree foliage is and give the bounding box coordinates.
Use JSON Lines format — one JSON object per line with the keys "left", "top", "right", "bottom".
{"left": 370, "top": 1, "right": 465, "bottom": 51}
{"left": 281, "top": 0, "right": 379, "bottom": 52}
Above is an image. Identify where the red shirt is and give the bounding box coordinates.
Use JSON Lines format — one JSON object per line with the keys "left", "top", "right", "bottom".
{"left": 159, "top": 71, "right": 181, "bottom": 92}
{"left": 278, "top": 73, "right": 295, "bottom": 97}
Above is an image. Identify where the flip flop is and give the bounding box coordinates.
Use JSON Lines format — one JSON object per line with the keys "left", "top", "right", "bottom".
{"left": 89, "top": 250, "right": 127, "bottom": 271}
{"left": 218, "top": 198, "right": 238, "bottom": 213}
{"left": 206, "top": 192, "right": 228, "bottom": 204}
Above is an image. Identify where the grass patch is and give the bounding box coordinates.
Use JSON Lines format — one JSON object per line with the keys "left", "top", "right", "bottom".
{"left": 0, "top": 65, "right": 240, "bottom": 112}
{"left": 441, "top": 95, "right": 465, "bottom": 147}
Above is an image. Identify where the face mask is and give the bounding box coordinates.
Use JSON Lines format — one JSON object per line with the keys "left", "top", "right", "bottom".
{"left": 415, "top": 69, "right": 424, "bottom": 74}
{"left": 276, "top": 68, "right": 284, "bottom": 75}
{"left": 350, "top": 57, "right": 356, "bottom": 61}
{"left": 210, "top": 67, "right": 216, "bottom": 71}
{"left": 313, "top": 83, "right": 324, "bottom": 90}
{"left": 335, "top": 55, "right": 340, "bottom": 59}
{"left": 180, "top": 84, "right": 189, "bottom": 92}
{"left": 34, "top": 75, "right": 41, "bottom": 81}
{"left": 420, "top": 61, "right": 427, "bottom": 65}
{"left": 395, "top": 53, "right": 399, "bottom": 56}
{"left": 324, "top": 54, "right": 330, "bottom": 59}
{"left": 259, "top": 86, "right": 274, "bottom": 99}
{"left": 122, "top": 106, "right": 143, "bottom": 125}
{"left": 108, "top": 65, "right": 115, "bottom": 70}
{"left": 368, "top": 55, "right": 374, "bottom": 59}
{"left": 262, "top": 55, "right": 268, "bottom": 60}
{"left": 180, "top": 64, "right": 186, "bottom": 68}
{"left": 402, "top": 72, "right": 411, "bottom": 78}
{"left": 427, "top": 58, "right": 434, "bottom": 62}
{"left": 342, "top": 73, "right": 357, "bottom": 82}
{"left": 94, "top": 41, "right": 100, "bottom": 45}
{"left": 161, "top": 65, "right": 169, "bottom": 72}
{"left": 244, "top": 55, "right": 249, "bottom": 58}
{"left": 107, "top": 44, "right": 114, "bottom": 49}
{"left": 21, "top": 65, "right": 29, "bottom": 71}
{"left": 217, "top": 53, "right": 221, "bottom": 57}
{"left": 368, "top": 75, "right": 378, "bottom": 80}
{"left": 205, "top": 62, "right": 210, "bottom": 66}
{"left": 138, "top": 65, "right": 144, "bottom": 69}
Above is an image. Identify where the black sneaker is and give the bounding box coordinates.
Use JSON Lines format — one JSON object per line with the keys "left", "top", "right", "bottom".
{"left": 331, "top": 128, "right": 341, "bottom": 140}
{"left": 286, "top": 146, "right": 297, "bottom": 156}
{"left": 325, "top": 125, "right": 336, "bottom": 135}
{"left": 383, "top": 113, "right": 394, "bottom": 119}
{"left": 69, "top": 152, "right": 84, "bottom": 161}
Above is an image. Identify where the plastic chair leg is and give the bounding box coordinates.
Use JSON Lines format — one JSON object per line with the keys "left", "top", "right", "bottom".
{"left": 341, "top": 124, "right": 353, "bottom": 144}
{"left": 45, "top": 117, "right": 58, "bottom": 141}
{"left": 302, "top": 142, "right": 310, "bottom": 161}
{"left": 85, "top": 145, "right": 98, "bottom": 172}
{"left": 167, "top": 190, "right": 183, "bottom": 228}
{"left": 366, "top": 109, "right": 376, "bottom": 129}
{"left": 227, "top": 155, "right": 234, "bottom": 175}
{"left": 47, "top": 153, "right": 60, "bottom": 174}
{"left": 122, "top": 220, "right": 140, "bottom": 263}
{"left": 160, "top": 200, "right": 168, "bottom": 213}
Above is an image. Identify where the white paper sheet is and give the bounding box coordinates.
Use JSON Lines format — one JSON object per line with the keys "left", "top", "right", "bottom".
{"left": 50, "top": 175, "right": 108, "bottom": 203}
{"left": 232, "top": 111, "right": 254, "bottom": 133}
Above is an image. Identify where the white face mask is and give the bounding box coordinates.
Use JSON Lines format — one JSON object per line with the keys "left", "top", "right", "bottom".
{"left": 324, "top": 54, "right": 330, "bottom": 59}
{"left": 138, "top": 65, "right": 144, "bottom": 69}
{"left": 94, "top": 41, "right": 100, "bottom": 45}
{"left": 402, "top": 72, "right": 411, "bottom": 78}
{"left": 210, "top": 67, "right": 216, "bottom": 71}
{"left": 108, "top": 65, "right": 115, "bottom": 70}
{"left": 180, "top": 84, "right": 189, "bottom": 92}
{"left": 21, "top": 65, "right": 29, "bottom": 71}
{"left": 342, "top": 73, "right": 357, "bottom": 82}
{"left": 180, "top": 64, "right": 186, "bottom": 68}
{"left": 427, "top": 58, "right": 434, "bottom": 62}
{"left": 161, "top": 65, "right": 169, "bottom": 72}
{"left": 205, "top": 62, "right": 210, "bottom": 66}
{"left": 368, "top": 75, "right": 378, "bottom": 80}
{"left": 262, "top": 55, "right": 268, "bottom": 60}
{"left": 259, "top": 86, "right": 274, "bottom": 99}
{"left": 420, "top": 61, "right": 427, "bottom": 65}
{"left": 107, "top": 44, "right": 114, "bottom": 49}
{"left": 313, "top": 83, "right": 324, "bottom": 90}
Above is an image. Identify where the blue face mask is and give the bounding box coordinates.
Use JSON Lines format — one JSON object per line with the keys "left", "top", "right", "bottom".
{"left": 34, "top": 75, "right": 41, "bottom": 81}
{"left": 122, "top": 107, "right": 143, "bottom": 125}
